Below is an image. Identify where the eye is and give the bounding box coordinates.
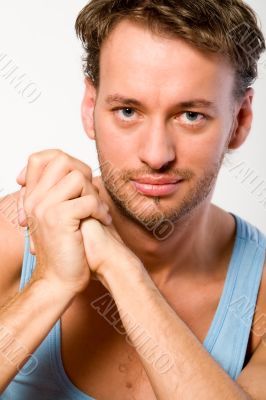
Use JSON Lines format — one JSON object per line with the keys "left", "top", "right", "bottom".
{"left": 114, "top": 107, "right": 137, "bottom": 122}
{"left": 180, "top": 112, "right": 206, "bottom": 125}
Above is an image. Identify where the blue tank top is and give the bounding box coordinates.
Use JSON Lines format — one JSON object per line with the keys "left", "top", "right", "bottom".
{"left": 1, "top": 213, "right": 266, "bottom": 399}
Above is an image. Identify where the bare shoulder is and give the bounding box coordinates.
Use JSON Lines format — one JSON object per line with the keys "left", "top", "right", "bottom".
{"left": 250, "top": 252, "right": 266, "bottom": 350}
{"left": 240, "top": 248, "right": 266, "bottom": 358}
{"left": 0, "top": 191, "right": 25, "bottom": 306}
{"left": 236, "top": 255, "right": 266, "bottom": 399}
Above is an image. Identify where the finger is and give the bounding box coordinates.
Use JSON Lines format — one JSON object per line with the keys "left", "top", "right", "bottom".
{"left": 16, "top": 166, "right": 27, "bottom": 186}
{"left": 26, "top": 150, "right": 90, "bottom": 195}
{"left": 63, "top": 195, "right": 112, "bottom": 225}
{"left": 29, "top": 236, "right": 36, "bottom": 255}
{"left": 38, "top": 169, "right": 96, "bottom": 205}
{"left": 25, "top": 153, "right": 93, "bottom": 207}
{"left": 30, "top": 170, "right": 112, "bottom": 226}
{"left": 17, "top": 186, "right": 27, "bottom": 226}
{"left": 24, "top": 149, "right": 61, "bottom": 197}
{"left": 28, "top": 197, "right": 111, "bottom": 256}
{"left": 42, "top": 195, "right": 112, "bottom": 230}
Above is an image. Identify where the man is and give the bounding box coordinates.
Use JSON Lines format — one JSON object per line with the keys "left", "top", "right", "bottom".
{"left": 0, "top": 0, "right": 265, "bottom": 398}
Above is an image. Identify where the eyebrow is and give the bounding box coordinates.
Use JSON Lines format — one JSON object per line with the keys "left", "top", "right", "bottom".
{"left": 105, "top": 94, "right": 217, "bottom": 111}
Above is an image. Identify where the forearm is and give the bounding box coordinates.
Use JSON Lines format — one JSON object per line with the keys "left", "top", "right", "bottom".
{"left": 0, "top": 278, "right": 74, "bottom": 392}
{"left": 102, "top": 261, "right": 252, "bottom": 400}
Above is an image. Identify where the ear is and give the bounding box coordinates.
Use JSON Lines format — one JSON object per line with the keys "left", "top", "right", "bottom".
{"left": 228, "top": 87, "right": 254, "bottom": 150}
{"left": 81, "top": 77, "right": 97, "bottom": 140}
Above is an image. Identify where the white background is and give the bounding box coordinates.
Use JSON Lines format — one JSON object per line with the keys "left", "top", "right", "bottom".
{"left": 0, "top": 1, "right": 265, "bottom": 233}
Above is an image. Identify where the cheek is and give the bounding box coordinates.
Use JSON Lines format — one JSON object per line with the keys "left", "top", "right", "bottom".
{"left": 177, "top": 125, "right": 228, "bottom": 171}
{"left": 95, "top": 118, "right": 139, "bottom": 166}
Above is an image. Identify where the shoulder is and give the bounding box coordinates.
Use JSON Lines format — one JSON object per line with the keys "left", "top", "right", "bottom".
{"left": 236, "top": 255, "right": 266, "bottom": 399}
{"left": 240, "top": 242, "right": 266, "bottom": 363}
{"left": 253, "top": 252, "right": 266, "bottom": 340}
{"left": 250, "top": 220, "right": 266, "bottom": 333}
{"left": 230, "top": 215, "right": 266, "bottom": 357}
{"left": 0, "top": 191, "right": 25, "bottom": 306}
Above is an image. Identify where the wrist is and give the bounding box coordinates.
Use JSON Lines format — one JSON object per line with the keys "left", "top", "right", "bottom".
{"left": 98, "top": 255, "right": 147, "bottom": 294}
{"left": 28, "top": 277, "right": 77, "bottom": 309}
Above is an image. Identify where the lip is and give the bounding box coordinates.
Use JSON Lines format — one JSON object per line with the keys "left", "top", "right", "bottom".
{"left": 131, "top": 179, "right": 183, "bottom": 196}
{"left": 131, "top": 176, "right": 182, "bottom": 185}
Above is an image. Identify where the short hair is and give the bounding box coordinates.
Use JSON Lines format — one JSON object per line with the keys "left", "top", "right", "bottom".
{"left": 75, "top": 0, "right": 265, "bottom": 101}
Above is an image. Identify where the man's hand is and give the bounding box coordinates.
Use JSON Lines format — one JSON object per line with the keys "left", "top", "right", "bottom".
{"left": 17, "top": 149, "right": 142, "bottom": 295}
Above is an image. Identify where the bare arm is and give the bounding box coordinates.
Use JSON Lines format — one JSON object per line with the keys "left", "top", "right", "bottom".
{"left": 0, "top": 278, "right": 74, "bottom": 392}
{"left": 15, "top": 149, "right": 261, "bottom": 398}
{"left": 0, "top": 150, "right": 113, "bottom": 393}
{"left": 0, "top": 192, "right": 74, "bottom": 391}
{"left": 98, "top": 259, "right": 254, "bottom": 400}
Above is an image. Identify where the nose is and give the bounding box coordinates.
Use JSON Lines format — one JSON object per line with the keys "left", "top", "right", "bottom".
{"left": 138, "top": 119, "right": 176, "bottom": 170}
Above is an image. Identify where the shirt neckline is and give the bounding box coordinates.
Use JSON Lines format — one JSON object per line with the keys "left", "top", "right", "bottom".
{"left": 50, "top": 212, "right": 241, "bottom": 399}
{"left": 203, "top": 212, "right": 242, "bottom": 351}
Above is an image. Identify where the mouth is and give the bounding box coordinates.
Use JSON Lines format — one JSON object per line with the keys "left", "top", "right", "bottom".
{"left": 130, "top": 178, "right": 184, "bottom": 197}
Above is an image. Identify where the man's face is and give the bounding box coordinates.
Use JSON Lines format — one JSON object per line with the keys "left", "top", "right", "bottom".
{"left": 90, "top": 19, "right": 237, "bottom": 229}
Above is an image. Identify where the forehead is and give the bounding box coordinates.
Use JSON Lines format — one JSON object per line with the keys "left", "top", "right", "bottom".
{"left": 99, "top": 19, "right": 235, "bottom": 105}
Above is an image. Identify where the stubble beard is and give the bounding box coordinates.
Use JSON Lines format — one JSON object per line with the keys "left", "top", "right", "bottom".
{"left": 94, "top": 138, "right": 228, "bottom": 232}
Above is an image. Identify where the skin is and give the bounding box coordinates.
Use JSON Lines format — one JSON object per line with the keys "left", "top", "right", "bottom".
{"left": 82, "top": 19, "right": 253, "bottom": 284}
{"left": 0, "top": 18, "right": 265, "bottom": 400}
{"left": 78, "top": 20, "right": 266, "bottom": 398}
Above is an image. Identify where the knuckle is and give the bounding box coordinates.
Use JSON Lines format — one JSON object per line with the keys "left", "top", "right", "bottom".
{"left": 51, "top": 148, "right": 63, "bottom": 154}
{"left": 55, "top": 150, "right": 68, "bottom": 165}
{"left": 28, "top": 149, "right": 64, "bottom": 166}
{"left": 85, "top": 164, "right": 92, "bottom": 178}
{"left": 28, "top": 152, "right": 41, "bottom": 166}
{"left": 46, "top": 148, "right": 64, "bottom": 159}
{"left": 70, "top": 169, "right": 86, "bottom": 183}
